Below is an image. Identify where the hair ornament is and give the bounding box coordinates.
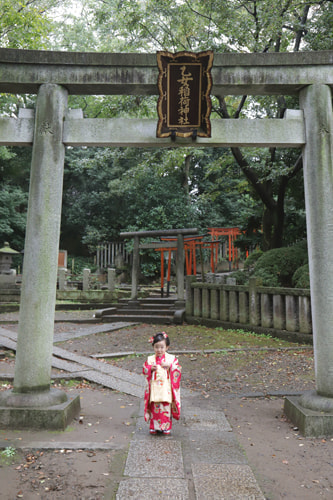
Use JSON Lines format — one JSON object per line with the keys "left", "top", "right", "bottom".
{"left": 162, "top": 332, "right": 168, "bottom": 338}
{"left": 148, "top": 336, "right": 154, "bottom": 343}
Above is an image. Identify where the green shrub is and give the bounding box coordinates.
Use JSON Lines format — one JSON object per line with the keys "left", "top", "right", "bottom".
{"left": 228, "top": 270, "right": 249, "bottom": 285}
{"left": 68, "top": 255, "right": 97, "bottom": 275}
{"left": 292, "top": 264, "right": 310, "bottom": 288}
{"left": 253, "top": 241, "right": 308, "bottom": 287}
{"left": 243, "top": 249, "right": 263, "bottom": 270}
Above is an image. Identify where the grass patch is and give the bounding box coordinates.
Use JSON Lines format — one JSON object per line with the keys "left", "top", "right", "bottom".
{"left": 165, "top": 325, "right": 305, "bottom": 351}
{"left": 52, "top": 379, "right": 92, "bottom": 389}
{"left": 0, "top": 446, "right": 17, "bottom": 465}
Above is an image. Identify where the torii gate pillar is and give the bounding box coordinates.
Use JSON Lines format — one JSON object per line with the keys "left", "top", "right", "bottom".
{"left": 0, "top": 84, "right": 80, "bottom": 429}
{"left": 284, "top": 84, "right": 333, "bottom": 436}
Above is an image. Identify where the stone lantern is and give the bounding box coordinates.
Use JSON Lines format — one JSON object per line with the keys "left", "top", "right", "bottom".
{"left": 0, "top": 242, "right": 19, "bottom": 288}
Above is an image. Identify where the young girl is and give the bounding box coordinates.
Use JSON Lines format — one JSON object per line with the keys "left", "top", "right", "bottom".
{"left": 143, "top": 332, "right": 181, "bottom": 435}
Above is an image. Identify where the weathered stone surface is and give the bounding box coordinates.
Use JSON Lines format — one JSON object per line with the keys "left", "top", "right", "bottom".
{"left": 14, "top": 84, "right": 68, "bottom": 396}
{"left": 116, "top": 478, "right": 189, "bottom": 500}
{"left": 183, "top": 408, "right": 232, "bottom": 432}
{"left": 182, "top": 430, "right": 247, "bottom": 465}
{"left": 300, "top": 84, "right": 333, "bottom": 398}
{"left": 192, "top": 463, "right": 265, "bottom": 499}
{"left": 0, "top": 48, "right": 333, "bottom": 95}
{"left": 284, "top": 395, "right": 333, "bottom": 437}
{"left": 0, "top": 393, "right": 80, "bottom": 430}
{"left": 124, "top": 440, "right": 184, "bottom": 477}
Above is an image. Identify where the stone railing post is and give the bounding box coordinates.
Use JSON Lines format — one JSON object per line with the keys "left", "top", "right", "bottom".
{"left": 261, "top": 293, "right": 273, "bottom": 328}
{"left": 108, "top": 267, "right": 116, "bottom": 292}
{"left": 210, "top": 287, "right": 219, "bottom": 320}
{"left": 273, "top": 295, "right": 285, "bottom": 330}
{"left": 299, "top": 295, "right": 312, "bottom": 334}
{"left": 238, "top": 291, "right": 249, "bottom": 324}
{"left": 82, "top": 268, "right": 90, "bottom": 291}
{"left": 185, "top": 276, "right": 196, "bottom": 317}
{"left": 285, "top": 295, "right": 299, "bottom": 332}
{"left": 58, "top": 268, "right": 66, "bottom": 291}
{"left": 193, "top": 287, "right": 202, "bottom": 317}
{"left": 176, "top": 233, "right": 185, "bottom": 303}
{"left": 220, "top": 288, "right": 229, "bottom": 321}
{"left": 229, "top": 290, "right": 238, "bottom": 323}
{"left": 249, "top": 277, "right": 260, "bottom": 327}
{"left": 202, "top": 286, "right": 210, "bottom": 318}
{"left": 131, "top": 235, "right": 140, "bottom": 301}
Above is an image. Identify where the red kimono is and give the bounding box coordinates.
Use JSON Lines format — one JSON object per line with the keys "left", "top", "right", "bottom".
{"left": 143, "top": 352, "right": 181, "bottom": 432}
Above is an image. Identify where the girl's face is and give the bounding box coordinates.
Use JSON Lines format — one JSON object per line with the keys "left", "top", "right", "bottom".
{"left": 153, "top": 339, "right": 168, "bottom": 357}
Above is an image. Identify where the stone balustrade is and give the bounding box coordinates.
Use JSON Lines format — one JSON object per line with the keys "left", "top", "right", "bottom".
{"left": 185, "top": 276, "right": 312, "bottom": 342}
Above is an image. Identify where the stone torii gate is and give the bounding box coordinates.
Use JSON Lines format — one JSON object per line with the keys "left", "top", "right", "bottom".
{"left": 0, "top": 49, "right": 333, "bottom": 435}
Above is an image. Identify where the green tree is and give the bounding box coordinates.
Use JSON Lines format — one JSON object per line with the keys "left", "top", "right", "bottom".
{"left": 68, "top": 0, "right": 332, "bottom": 250}
{"left": 0, "top": 0, "right": 60, "bottom": 49}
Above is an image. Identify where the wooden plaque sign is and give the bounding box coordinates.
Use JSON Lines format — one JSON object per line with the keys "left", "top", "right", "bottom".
{"left": 156, "top": 50, "right": 213, "bottom": 139}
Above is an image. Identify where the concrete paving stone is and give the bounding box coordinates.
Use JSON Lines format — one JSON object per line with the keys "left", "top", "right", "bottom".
{"left": 81, "top": 370, "right": 143, "bottom": 398}
{"left": 182, "top": 407, "right": 232, "bottom": 432}
{"left": 124, "top": 439, "right": 184, "bottom": 478}
{"left": 50, "top": 357, "right": 89, "bottom": 373}
{"left": 116, "top": 478, "right": 189, "bottom": 500}
{"left": 192, "top": 463, "right": 265, "bottom": 499}
{"left": 133, "top": 416, "right": 183, "bottom": 441}
{"left": 0, "top": 333, "right": 17, "bottom": 351}
{"left": 52, "top": 345, "right": 145, "bottom": 387}
{"left": 54, "top": 322, "right": 134, "bottom": 342}
{"left": 0, "top": 441, "right": 120, "bottom": 451}
{"left": 182, "top": 429, "right": 247, "bottom": 465}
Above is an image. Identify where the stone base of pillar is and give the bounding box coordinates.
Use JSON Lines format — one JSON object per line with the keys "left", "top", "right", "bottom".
{"left": 0, "top": 389, "right": 80, "bottom": 430}
{"left": 284, "top": 392, "right": 333, "bottom": 437}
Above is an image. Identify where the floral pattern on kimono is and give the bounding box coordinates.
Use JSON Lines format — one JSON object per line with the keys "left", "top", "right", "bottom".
{"left": 143, "top": 352, "right": 181, "bottom": 431}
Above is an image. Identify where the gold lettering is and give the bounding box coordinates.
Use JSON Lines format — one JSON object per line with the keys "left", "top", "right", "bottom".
{"left": 177, "top": 65, "right": 193, "bottom": 125}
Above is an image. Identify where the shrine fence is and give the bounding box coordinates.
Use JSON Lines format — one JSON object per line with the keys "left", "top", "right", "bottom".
{"left": 185, "top": 276, "right": 312, "bottom": 343}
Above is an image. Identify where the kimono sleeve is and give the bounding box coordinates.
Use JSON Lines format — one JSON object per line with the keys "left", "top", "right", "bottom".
{"left": 143, "top": 359, "right": 153, "bottom": 422}
{"left": 170, "top": 357, "right": 182, "bottom": 420}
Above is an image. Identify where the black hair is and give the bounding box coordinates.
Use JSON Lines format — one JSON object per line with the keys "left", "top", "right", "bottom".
{"left": 152, "top": 332, "right": 170, "bottom": 347}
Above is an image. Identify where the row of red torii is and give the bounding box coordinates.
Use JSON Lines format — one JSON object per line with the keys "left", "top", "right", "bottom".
{"left": 120, "top": 227, "right": 242, "bottom": 301}
{"left": 157, "top": 227, "right": 241, "bottom": 296}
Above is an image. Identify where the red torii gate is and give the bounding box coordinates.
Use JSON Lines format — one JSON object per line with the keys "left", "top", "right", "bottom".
{"left": 155, "top": 234, "right": 220, "bottom": 295}
{"left": 208, "top": 227, "right": 241, "bottom": 271}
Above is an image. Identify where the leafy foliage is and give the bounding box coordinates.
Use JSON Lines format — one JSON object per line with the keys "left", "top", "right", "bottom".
{"left": 243, "top": 249, "right": 263, "bottom": 270}
{"left": 253, "top": 241, "right": 308, "bottom": 287}
{"left": 292, "top": 263, "right": 310, "bottom": 288}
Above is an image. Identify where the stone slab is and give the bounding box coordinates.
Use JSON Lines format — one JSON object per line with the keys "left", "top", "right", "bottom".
{"left": 0, "top": 441, "right": 119, "bottom": 450}
{"left": 116, "top": 478, "right": 189, "bottom": 500}
{"left": 124, "top": 439, "right": 184, "bottom": 478}
{"left": 133, "top": 416, "right": 182, "bottom": 441}
{"left": 80, "top": 370, "right": 143, "bottom": 398}
{"left": 182, "top": 407, "right": 232, "bottom": 432}
{"left": 192, "top": 463, "right": 265, "bottom": 499}
{"left": 284, "top": 395, "right": 333, "bottom": 437}
{"left": 182, "top": 430, "right": 247, "bottom": 465}
{"left": 0, "top": 393, "right": 80, "bottom": 430}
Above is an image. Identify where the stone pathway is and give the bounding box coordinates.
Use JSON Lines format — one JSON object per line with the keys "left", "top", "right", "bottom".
{"left": 0, "top": 323, "right": 265, "bottom": 499}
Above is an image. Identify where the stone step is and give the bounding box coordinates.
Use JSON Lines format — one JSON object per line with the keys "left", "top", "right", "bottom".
{"left": 118, "top": 302, "right": 175, "bottom": 309}
{"left": 117, "top": 307, "right": 174, "bottom": 315}
{"left": 101, "top": 314, "right": 173, "bottom": 324}
{"left": 119, "top": 298, "right": 176, "bottom": 306}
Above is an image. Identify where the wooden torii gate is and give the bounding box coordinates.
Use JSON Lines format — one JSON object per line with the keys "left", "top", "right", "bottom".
{"left": 0, "top": 49, "right": 332, "bottom": 434}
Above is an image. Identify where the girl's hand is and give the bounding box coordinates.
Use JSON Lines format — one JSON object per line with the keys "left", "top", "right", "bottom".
{"left": 151, "top": 364, "right": 157, "bottom": 372}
